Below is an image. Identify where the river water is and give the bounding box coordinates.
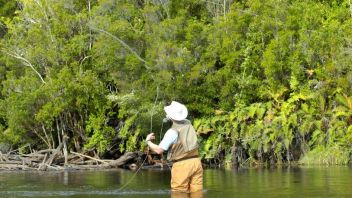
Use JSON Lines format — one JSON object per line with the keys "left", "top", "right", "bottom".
{"left": 0, "top": 166, "right": 351, "bottom": 198}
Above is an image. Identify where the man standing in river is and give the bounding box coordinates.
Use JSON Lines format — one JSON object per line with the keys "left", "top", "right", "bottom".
{"left": 145, "top": 101, "right": 203, "bottom": 195}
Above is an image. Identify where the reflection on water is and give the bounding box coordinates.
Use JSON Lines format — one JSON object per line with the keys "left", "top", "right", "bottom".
{"left": 0, "top": 167, "right": 352, "bottom": 198}
{"left": 171, "top": 191, "right": 204, "bottom": 198}
{"left": 1, "top": 189, "right": 170, "bottom": 197}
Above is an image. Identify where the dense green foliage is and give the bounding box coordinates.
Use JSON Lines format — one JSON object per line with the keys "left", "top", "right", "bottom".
{"left": 0, "top": 0, "right": 351, "bottom": 165}
{"left": 0, "top": 0, "right": 17, "bottom": 38}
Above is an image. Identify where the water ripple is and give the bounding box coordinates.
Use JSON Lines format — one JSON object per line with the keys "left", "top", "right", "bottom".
{"left": 0, "top": 189, "right": 170, "bottom": 197}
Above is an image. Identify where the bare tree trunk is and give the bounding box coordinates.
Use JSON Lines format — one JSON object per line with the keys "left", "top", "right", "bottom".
{"left": 33, "top": 128, "right": 50, "bottom": 149}
{"left": 2, "top": 50, "right": 46, "bottom": 84}
{"left": 87, "top": 0, "right": 92, "bottom": 50}
{"left": 51, "top": 130, "right": 56, "bottom": 149}
{"left": 56, "top": 118, "right": 62, "bottom": 145}
{"left": 34, "top": 0, "right": 55, "bottom": 43}
{"left": 58, "top": 115, "right": 69, "bottom": 166}
{"left": 42, "top": 125, "right": 52, "bottom": 149}
{"left": 62, "top": 130, "right": 69, "bottom": 166}
{"left": 73, "top": 138, "right": 81, "bottom": 152}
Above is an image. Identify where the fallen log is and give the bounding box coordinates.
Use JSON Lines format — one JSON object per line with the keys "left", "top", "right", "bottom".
{"left": 38, "top": 153, "right": 48, "bottom": 171}
{"left": 19, "top": 156, "right": 33, "bottom": 167}
{"left": 70, "top": 151, "right": 109, "bottom": 164}
{"left": 0, "top": 149, "right": 150, "bottom": 171}
{"left": 45, "top": 164, "right": 62, "bottom": 171}
{"left": 19, "top": 153, "right": 46, "bottom": 158}
{"left": 46, "top": 143, "right": 63, "bottom": 166}
{"left": 108, "top": 152, "right": 137, "bottom": 168}
{"left": 0, "top": 161, "right": 22, "bottom": 165}
{"left": 36, "top": 149, "right": 57, "bottom": 154}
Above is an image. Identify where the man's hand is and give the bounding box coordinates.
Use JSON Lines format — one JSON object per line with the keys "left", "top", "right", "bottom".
{"left": 146, "top": 133, "right": 155, "bottom": 142}
{"left": 145, "top": 133, "right": 164, "bottom": 154}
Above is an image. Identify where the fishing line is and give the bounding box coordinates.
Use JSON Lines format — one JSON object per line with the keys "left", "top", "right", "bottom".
{"left": 116, "top": 154, "right": 148, "bottom": 191}
{"left": 150, "top": 86, "right": 159, "bottom": 132}
{"left": 117, "top": 86, "right": 162, "bottom": 191}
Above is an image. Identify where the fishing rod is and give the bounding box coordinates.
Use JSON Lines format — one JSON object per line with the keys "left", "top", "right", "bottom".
{"left": 90, "top": 26, "right": 169, "bottom": 190}
{"left": 117, "top": 86, "right": 164, "bottom": 191}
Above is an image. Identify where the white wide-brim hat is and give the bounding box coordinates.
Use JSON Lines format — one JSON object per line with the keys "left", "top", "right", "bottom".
{"left": 164, "top": 101, "right": 188, "bottom": 121}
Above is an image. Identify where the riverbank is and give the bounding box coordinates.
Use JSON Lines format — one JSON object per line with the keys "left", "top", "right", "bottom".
{"left": 0, "top": 149, "right": 147, "bottom": 171}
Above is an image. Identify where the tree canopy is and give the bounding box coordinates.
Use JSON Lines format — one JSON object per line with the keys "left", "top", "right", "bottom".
{"left": 0, "top": 0, "right": 351, "bottom": 166}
